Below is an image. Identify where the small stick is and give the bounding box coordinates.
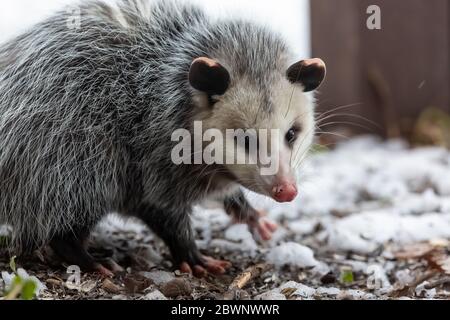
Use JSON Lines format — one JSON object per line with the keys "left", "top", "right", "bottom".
{"left": 424, "top": 276, "right": 450, "bottom": 290}
{"left": 229, "top": 264, "right": 269, "bottom": 290}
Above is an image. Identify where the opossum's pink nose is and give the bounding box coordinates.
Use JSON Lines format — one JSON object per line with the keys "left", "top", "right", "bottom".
{"left": 272, "top": 182, "right": 298, "bottom": 203}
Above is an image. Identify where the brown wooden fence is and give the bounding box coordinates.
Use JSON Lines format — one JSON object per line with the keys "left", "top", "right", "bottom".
{"left": 310, "top": 0, "right": 450, "bottom": 139}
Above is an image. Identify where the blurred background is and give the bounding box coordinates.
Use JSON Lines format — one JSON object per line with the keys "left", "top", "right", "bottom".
{"left": 0, "top": 0, "right": 449, "bottom": 148}
{"left": 0, "top": 0, "right": 311, "bottom": 55}
{"left": 311, "top": 0, "right": 450, "bottom": 149}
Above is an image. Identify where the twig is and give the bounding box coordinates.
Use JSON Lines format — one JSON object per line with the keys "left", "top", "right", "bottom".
{"left": 424, "top": 276, "right": 450, "bottom": 290}
{"left": 228, "top": 264, "right": 269, "bottom": 290}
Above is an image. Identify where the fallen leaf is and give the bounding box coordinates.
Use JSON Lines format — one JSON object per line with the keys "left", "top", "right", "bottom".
{"left": 46, "top": 278, "right": 62, "bottom": 288}
{"left": 80, "top": 280, "right": 97, "bottom": 293}
{"left": 280, "top": 287, "right": 297, "bottom": 299}
{"left": 426, "top": 251, "right": 450, "bottom": 275}
{"left": 124, "top": 274, "right": 153, "bottom": 294}
{"left": 160, "top": 279, "right": 192, "bottom": 298}
{"left": 391, "top": 242, "right": 443, "bottom": 260}
{"left": 102, "top": 279, "right": 122, "bottom": 294}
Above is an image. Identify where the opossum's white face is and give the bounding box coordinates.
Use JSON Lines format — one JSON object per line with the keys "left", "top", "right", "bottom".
{"left": 189, "top": 57, "right": 326, "bottom": 203}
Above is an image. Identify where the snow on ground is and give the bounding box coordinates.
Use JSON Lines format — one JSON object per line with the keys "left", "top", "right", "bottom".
{"left": 2, "top": 136, "right": 450, "bottom": 300}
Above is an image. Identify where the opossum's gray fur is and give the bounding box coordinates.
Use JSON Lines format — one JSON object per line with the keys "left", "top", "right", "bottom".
{"left": 0, "top": 0, "right": 290, "bottom": 256}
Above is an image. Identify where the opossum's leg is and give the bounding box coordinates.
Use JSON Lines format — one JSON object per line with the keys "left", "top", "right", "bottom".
{"left": 136, "top": 204, "right": 231, "bottom": 277}
{"left": 49, "top": 231, "right": 114, "bottom": 277}
{"left": 224, "top": 191, "right": 278, "bottom": 241}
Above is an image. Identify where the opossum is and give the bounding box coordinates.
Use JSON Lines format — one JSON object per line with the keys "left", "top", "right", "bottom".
{"left": 0, "top": 0, "right": 325, "bottom": 277}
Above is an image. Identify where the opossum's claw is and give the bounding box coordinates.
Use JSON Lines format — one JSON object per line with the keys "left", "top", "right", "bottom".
{"left": 99, "top": 258, "right": 124, "bottom": 273}
{"left": 94, "top": 263, "right": 115, "bottom": 278}
{"left": 179, "top": 256, "right": 231, "bottom": 278}
{"left": 202, "top": 256, "right": 232, "bottom": 275}
{"left": 193, "top": 265, "right": 207, "bottom": 278}
{"left": 244, "top": 210, "right": 277, "bottom": 241}
{"left": 256, "top": 218, "right": 278, "bottom": 241}
{"left": 179, "top": 262, "right": 193, "bottom": 274}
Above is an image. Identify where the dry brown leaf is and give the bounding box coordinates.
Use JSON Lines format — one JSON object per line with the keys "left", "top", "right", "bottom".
{"left": 102, "top": 279, "right": 122, "bottom": 294}
{"left": 281, "top": 287, "right": 297, "bottom": 299}
{"left": 160, "top": 278, "right": 192, "bottom": 298}
{"left": 426, "top": 251, "right": 450, "bottom": 275}
{"left": 391, "top": 241, "right": 448, "bottom": 260}
{"left": 80, "top": 280, "right": 97, "bottom": 293}
{"left": 123, "top": 274, "right": 153, "bottom": 294}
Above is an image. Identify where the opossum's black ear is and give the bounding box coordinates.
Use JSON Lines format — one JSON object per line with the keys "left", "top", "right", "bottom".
{"left": 189, "top": 57, "right": 230, "bottom": 95}
{"left": 286, "top": 58, "right": 326, "bottom": 92}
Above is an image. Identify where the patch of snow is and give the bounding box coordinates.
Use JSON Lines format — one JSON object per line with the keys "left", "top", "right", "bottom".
{"left": 140, "top": 271, "right": 175, "bottom": 286}
{"left": 267, "top": 242, "right": 319, "bottom": 268}
{"left": 255, "top": 289, "right": 287, "bottom": 301}
{"left": 315, "top": 287, "right": 341, "bottom": 296}
{"left": 254, "top": 289, "right": 286, "bottom": 300}
{"left": 266, "top": 227, "right": 289, "bottom": 246}
{"left": 223, "top": 224, "right": 258, "bottom": 252}
{"left": 288, "top": 219, "right": 318, "bottom": 236}
{"left": 394, "top": 270, "right": 416, "bottom": 287}
{"left": 192, "top": 208, "right": 231, "bottom": 230}
{"left": 209, "top": 239, "right": 255, "bottom": 254}
{"left": 394, "top": 190, "right": 442, "bottom": 216}
{"left": 338, "top": 289, "right": 377, "bottom": 300}
{"left": 313, "top": 263, "right": 331, "bottom": 276}
{"left": 326, "top": 211, "right": 450, "bottom": 254}
{"left": 143, "top": 290, "right": 168, "bottom": 300}
{"left": 342, "top": 260, "right": 369, "bottom": 273}
{"left": 415, "top": 282, "right": 437, "bottom": 299}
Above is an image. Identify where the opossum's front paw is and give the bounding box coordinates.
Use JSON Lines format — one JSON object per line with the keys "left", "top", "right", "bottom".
{"left": 234, "top": 210, "right": 278, "bottom": 241}
{"left": 93, "top": 263, "right": 115, "bottom": 278}
{"left": 50, "top": 236, "right": 123, "bottom": 278}
{"left": 94, "top": 258, "right": 124, "bottom": 277}
{"left": 179, "top": 256, "right": 232, "bottom": 278}
{"left": 254, "top": 217, "right": 278, "bottom": 241}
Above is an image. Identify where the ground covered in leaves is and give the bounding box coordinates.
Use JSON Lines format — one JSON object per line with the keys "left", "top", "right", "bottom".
{"left": 1, "top": 136, "right": 450, "bottom": 300}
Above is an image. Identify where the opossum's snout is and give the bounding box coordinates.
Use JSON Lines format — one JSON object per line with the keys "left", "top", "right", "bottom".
{"left": 265, "top": 153, "right": 299, "bottom": 203}
{"left": 271, "top": 179, "right": 298, "bottom": 203}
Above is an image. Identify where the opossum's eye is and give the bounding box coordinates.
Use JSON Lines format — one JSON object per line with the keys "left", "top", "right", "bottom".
{"left": 285, "top": 126, "right": 300, "bottom": 146}
{"left": 286, "top": 58, "right": 326, "bottom": 92}
{"left": 189, "top": 57, "right": 230, "bottom": 96}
